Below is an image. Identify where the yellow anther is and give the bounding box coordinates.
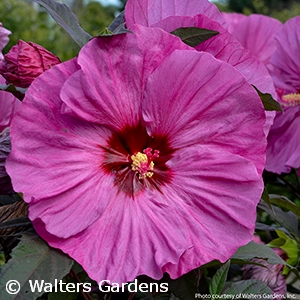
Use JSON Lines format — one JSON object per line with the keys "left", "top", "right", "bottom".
{"left": 131, "top": 152, "right": 148, "bottom": 170}
{"left": 131, "top": 152, "right": 154, "bottom": 179}
{"left": 282, "top": 93, "right": 300, "bottom": 107}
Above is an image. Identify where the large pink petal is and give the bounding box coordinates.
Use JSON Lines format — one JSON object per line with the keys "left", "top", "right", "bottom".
{"left": 225, "top": 14, "right": 282, "bottom": 68}
{"left": 192, "top": 15, "right": 277, "bottom": 100}
{"left": 154, "top": 14, "right": 277, "bottom": 98}
{"left": 33, "top": 189, "right": 191, "bottom": 284}
{"left": 286, "top": 146, "right": 300, "bottom": 171}
{"left": 266, "top": 107, "right": 300, "bottom": 174}
{"left": 6, "top": 59, "right": 116, "bottom": 237}
{"left": 33, "top": 145, "right": 262, "bottom": 284}
{"left": 221, "top": 12, "right": 247, "bottom": 33}
{"left": 125, "top": 0, "right": 226, "bottom": 28}
{"left": 163, "top": 145, "right": 263, "bottom": 276}
{"left": 60, "top": 24, "right": 190, "bottom": 131}
{"left": 142, "top": 50, "right": 266, "bottom": 174}
{"left": 270, "top": 16, "right": 300, "bottom": 91}
{"left": 149, "top": 14, "right": 277, "bottom": 135}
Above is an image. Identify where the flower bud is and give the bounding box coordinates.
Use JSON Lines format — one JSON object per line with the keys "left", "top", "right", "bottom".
{"left": 0, "top": 40, "right": 61, "bottom": 88}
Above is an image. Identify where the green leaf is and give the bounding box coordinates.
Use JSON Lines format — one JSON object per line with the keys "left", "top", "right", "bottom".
{"left": 107, "top": 11, "right": 132, "bottom": 35}
{"left": 268, "top": 230, "right": 298, "bottom": 273}
{"left": 230, "top": 259, "right": 272, "bottom": 268}
{"left": 232, "top": 241, "right": 287, "bottom": 265}
{"left": 201, "top": 258, "right": 268, "bottom": 269}
{"left": 200, "top": 260, "right": 223, "bottom": 270}
{"left": 252, "top": 85, "right": 283, "bottom": 112}
{"left": 167, "top": 269, "right": 201, "bottom": 300}
{"left": 48, "top": 267, "right": 91, "bottom": 300}
{"left": 97, "top": 27, "right": 132, "bottom": 37}
{"left": 209, "top": 260, "right": 230, "bottom": 297}
{"left": 0, "top": 83, "right": 26, "bottom": 100}
{"left": 47, "top": 277, "right": 79, "bottom": 300}
{"left": 0, "top": 217, "right": 31, "bottom": 229}
{"left": 48, "top": 288, "right": 79, "bottom": 300}
{"left": 0, "top": 194, "right": 23, "bottom": 206}
{"left": 261, "top": 187, "right": 274, "bottom": 211}
{"left": 32, "top": 0, "right": 92, "bottom": 47}
{"left": 269, "top": 194, "right": 300, "bottom": 218}
{"left": 255, "top": 222, "right": 283, "bottom": 232}
{"left": 0, "top": 233, "right": 73, "bottom": 300}
{"left": 258, "top": 201, "right": 299, "bottom": 237}
{"left": 98, "top": 27, "right": 114, "bottom": 35}
{"left": 171, "top": 27, "right": 219, "bottom": 47}
{"left": 135, "top": 292, "right": 171, "bottom": 300}
{"left": 0, "top": 254, "right": 5, "bottom": 267}
{"left": 222, "top": 279, "right": 272, "bottom": 297}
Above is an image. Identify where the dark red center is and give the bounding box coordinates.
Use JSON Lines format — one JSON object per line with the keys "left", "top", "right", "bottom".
{"left": 101, "top": 121, "right": 174, "bottom": 197}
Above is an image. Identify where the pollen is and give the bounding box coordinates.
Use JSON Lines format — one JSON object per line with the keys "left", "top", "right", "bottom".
{"left": 131, "top": 148, "right": 159, "bottom": 179}
{"left": 282, "top": 93, "right": 300, "bottom": 107}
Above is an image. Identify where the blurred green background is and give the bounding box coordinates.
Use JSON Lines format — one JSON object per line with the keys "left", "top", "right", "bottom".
{"left": 213, "top": 0, "right": 300, "bottom": 21}
{"left": 1, "top": 0, "right": 123, "bottom": 61}
{"left": 1, "top": 0, "right": 300, "bottom": 61}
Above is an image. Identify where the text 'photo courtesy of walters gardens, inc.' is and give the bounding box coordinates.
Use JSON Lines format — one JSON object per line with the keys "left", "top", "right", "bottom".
{"left": 195, "top": 293, "right": 297, "bottom": 299}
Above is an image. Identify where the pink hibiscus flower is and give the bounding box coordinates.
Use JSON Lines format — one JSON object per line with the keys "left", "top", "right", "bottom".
{"left": 265, "top": 16, "right": 300, "bottom": 174}
{"left": 124, "top": 0, "right": 277, "bottom": 135}
{"left": 0, "top": 75, "right": 20, "bottom": 193}
{"left": 0, "top": 23, "right": 11, "bottom": 60}
{"left": 7, "top": 25, "right": 266, "bottom": 284}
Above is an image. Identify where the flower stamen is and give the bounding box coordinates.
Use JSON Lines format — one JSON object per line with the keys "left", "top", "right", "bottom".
{"left": 282, "top": 93, "right": 300, "bottom": 107}
{"left": 131, "top": 148, "right": 159, "bottom": 179}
